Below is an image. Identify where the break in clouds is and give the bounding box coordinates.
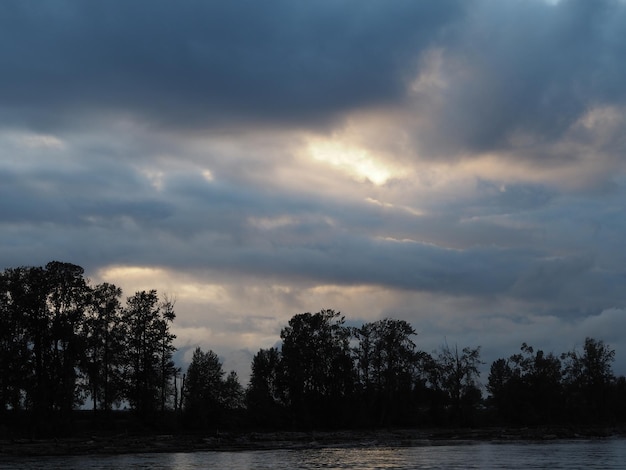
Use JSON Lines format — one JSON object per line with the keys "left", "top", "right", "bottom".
{"left": 1, "top": 0, "right": 626, "bottom": 379}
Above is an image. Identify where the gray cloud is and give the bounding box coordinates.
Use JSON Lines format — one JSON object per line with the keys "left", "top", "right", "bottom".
{"left": 3, "top": 0, "right": 625, "bottom": 167}
{"left": 0, "top": 0, "right": 463, "bottom": 131}
{"left": 410, "top": 0, "right": 626, "bottom": 161}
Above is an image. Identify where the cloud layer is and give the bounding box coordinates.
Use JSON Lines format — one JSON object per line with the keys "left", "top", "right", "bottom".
{"left": 2, "top": 0, "right": 626, "bottom": 380}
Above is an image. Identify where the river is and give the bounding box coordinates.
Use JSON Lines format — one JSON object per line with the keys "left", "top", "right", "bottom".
{"left": 1, "top": 439, "right": 626, "bottom": 469}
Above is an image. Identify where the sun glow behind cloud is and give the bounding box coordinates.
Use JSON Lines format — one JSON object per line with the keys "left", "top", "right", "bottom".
{"left": 306, "top": 138, "right": 396, "bottom": 186}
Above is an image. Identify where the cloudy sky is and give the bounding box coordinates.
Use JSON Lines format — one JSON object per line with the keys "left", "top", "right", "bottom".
{"left": 2, "top": 0, "right": 626, "bottom": 381}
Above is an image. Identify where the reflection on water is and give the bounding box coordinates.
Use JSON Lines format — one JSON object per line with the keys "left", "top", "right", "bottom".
{"left": 2, "top": 439, "right": 626, "bottom": 469}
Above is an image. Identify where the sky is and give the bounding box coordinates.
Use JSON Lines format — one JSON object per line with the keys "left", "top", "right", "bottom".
{"left": 2, "top": 0, "right": 626, "bottom": 383}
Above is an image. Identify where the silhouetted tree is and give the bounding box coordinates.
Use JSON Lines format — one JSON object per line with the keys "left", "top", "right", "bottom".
{"left": 353, "top": 318, "right": 418, "bottom": 425}
{"left": 121, "top": 290, "right": 176, "bottom": 419}
{"left": 83, "top": 282, "right": 124, "bottom": 412}
{"left": 223, "top": 370, "right": 245, "bottom": 411}
{"left": 246, "top": 347, "right": 285, "bottom": 427}
{"left": 16, "top": 266, "right": 53, "bottom": 417}
{"left": 157, "top": 297, "right": 177, "bottom": 413}
{"left": 183, "top": 347, "right": 228, "bottom": 428}
{"left": 487, "top": 358, "right": 512, "bottom": 400}
{"left": 44, "top": 261, "right": 90, "bottom": 419}
{"left": 488, "top": 343, "right": 563, "bottom": 424}
{"left": 280, "top": 309, "right": 354, "bottom": 428}
{"left": 411, "top": 350, "right": 441, "bottom": 425}
{"left": 0, "top": 268, "right": 32, "bottom": 411}
{"left": 433, "top": 343, "right": 482, "bottom": 425}
{"left": 611, "top": 375, "right": 626, "bottom": 423}
{"left": 486, "top": 358, "right": 515, "bottom": 421}
{"left": 562, "top": 337, "right": 615, "bottom": 422}
{"left": 514, "top": 343, "right": 563, "bottom": 423}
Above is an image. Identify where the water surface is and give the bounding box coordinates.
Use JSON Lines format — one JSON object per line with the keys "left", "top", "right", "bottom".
{"left": 2, "top": 439, "right": 626, "bottom": 469}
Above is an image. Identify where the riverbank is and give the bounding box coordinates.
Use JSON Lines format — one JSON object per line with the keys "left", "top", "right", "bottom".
{"left": 1, "top": 426, "right": 625, "bottom": 457}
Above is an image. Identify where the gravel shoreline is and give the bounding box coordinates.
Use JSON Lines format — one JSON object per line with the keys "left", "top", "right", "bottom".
{"left": 1, "top": 427, "right": 624, "bottom": 457}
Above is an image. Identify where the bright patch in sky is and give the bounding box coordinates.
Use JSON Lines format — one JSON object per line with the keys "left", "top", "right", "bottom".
{"left": 98, "top": 265, "right": 170, "bottom": 288}
{"left": 97, "top": 265, "right": 229, "bottom": 304}
{"left": 201, "top": 169, "right": 214, "bottom": 182}
{"left": 307, "top": 138, "right": 393, "bottom": 185}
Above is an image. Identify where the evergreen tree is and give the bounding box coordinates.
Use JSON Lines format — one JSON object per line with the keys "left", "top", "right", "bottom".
{"left": 183, "top": 347, "right": 226, "bottom": 428}
{"left": 246, "top": 347, "right": 285, "bottom": 427}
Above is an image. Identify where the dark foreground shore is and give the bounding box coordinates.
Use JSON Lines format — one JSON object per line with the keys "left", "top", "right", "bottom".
{"left": 1, "top": 427, "right": 625, "bottom": 457}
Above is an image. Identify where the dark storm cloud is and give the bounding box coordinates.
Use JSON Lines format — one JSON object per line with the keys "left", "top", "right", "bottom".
{"left": 1, "top": 0, "right": 625, "bottom": 159}
{"left": 0, "top": 0, "right": 463, "bottom": 131}
{"left": 3, "top": 0, "right": 625, "bottom": 164}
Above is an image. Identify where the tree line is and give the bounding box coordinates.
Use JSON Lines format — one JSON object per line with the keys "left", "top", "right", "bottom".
{"left": 244, "top": 311, "right": 626, "bottom": 429}
{"left": 1, "top": 262, "right": 625, "bottom": 437}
